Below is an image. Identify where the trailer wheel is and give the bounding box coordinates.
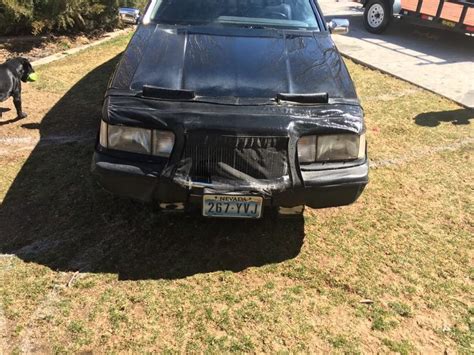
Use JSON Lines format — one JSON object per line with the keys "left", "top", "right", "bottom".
{"left": 364, "top": 0, "right": 391, "bottom": 34}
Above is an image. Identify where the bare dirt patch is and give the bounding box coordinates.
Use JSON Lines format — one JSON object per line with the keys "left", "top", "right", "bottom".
{"left": 0, "top": 30, "right": 126, "bottom": 63}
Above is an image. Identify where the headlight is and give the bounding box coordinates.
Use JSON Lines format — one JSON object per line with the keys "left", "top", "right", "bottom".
{"left": 108, "top": 125, "right": 152, "bottom": 155}
{"left": 297, "top": 135, "right": 317, "bottom": 163}
{"left": 99, "top": 121, "right": 175, "bottom": 158}
{"left": 298, "top": 134, "right": 366, "bottom": 163}
{"left": 153, "top": 130, "right": 175, "bottom": 157}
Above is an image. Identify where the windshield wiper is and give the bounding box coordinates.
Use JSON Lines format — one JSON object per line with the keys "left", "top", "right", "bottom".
{"left": 240, "top": 24, "right": 273, "bottom": 29}
{"left": 157, "top": 19, "right": 212, "bottom": 26}
{"left": 276, "top": 92, "right": 329, "bottom": 104}
{"left": 142, "top": 85, "right": 195, "bottom": 100}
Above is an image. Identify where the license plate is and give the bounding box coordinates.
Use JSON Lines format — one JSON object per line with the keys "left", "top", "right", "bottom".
{"left": 203, "top": 194, "right": 263, "bottom": 219}
{"left": 441, "top": 20, "right": 455, "bottom": 28}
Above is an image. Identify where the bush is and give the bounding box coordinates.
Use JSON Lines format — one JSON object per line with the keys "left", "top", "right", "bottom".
{"left": 0, "top": 0, "right": 148, "bottom": 35}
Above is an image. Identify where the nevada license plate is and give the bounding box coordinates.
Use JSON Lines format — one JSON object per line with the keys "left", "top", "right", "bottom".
{"left": 203, "top": 194, "right": 263, "bottom": 219}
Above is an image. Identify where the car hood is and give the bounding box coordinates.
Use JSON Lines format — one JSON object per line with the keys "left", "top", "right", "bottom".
{"left": 111, "top": 25, "right": 358, "bottom": 101}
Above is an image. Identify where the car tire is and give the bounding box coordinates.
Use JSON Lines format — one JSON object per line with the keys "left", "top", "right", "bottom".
{"left": 364, "top": 0, "right": 391, "bottom": 34}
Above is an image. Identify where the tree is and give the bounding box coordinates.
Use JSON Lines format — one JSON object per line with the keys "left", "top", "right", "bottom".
{"left": 0, "top": 0, "right": 148, "bottom": 35}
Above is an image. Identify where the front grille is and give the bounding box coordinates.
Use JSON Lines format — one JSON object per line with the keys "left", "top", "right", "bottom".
{"left": 183, "top": 132, "right": 289, "bottom": 181}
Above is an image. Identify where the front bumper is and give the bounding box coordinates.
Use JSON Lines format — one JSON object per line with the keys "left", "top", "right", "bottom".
{"left": 91, "top": 150, "right": 369, "bottom": 209}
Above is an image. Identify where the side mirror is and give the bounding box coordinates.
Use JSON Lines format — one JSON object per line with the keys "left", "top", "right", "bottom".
{"left": 119, "top": 7, "right": 141, "bottom": 25}
{"left": 327, "top": 19, "right": 350, "bottom": 35}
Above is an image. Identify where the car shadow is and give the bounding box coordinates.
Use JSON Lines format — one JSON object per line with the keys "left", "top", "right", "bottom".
{"left": 0, "top": 55, "right": 305, "bottom": 281}
{"left": 414, "top": 108, "right": 473, "bottom": 127}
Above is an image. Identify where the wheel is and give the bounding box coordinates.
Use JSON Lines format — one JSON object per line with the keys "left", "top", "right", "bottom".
{"left": 364, "top": 0, "right": 391, "bottom": 34}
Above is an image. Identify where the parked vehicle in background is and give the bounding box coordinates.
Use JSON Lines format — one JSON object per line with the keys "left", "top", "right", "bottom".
{"left": 119, "top": 7, "right": 141, "bottom": 25}
{"left": 354, "top": 0, "right": 474, "bottom": 34}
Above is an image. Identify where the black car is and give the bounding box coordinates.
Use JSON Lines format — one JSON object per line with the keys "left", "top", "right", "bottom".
{"left": 92, "top": 0, "right": 369, "bottom": 219}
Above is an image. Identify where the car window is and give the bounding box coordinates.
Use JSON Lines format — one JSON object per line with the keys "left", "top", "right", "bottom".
{"left": 149, "top": 0, "right": 320, "bottom": 30}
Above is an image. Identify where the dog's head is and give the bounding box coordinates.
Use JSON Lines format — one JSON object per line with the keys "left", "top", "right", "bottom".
{"left": 9, "top": 57, "right": 35, "bottom": 83}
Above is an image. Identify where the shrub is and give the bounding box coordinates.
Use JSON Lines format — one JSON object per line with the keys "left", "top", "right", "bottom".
{"left": 0, "top": 0, "right": 148, "bottom": 35}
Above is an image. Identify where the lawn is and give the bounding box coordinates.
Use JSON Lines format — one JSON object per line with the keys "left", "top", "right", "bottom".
{"left": 0, "top": 32, "right": 473, "bottom": 353}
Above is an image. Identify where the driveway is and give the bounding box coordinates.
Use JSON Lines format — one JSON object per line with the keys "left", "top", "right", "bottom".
{"left": 319, "top": 0, "right": 474, "bottom": 108}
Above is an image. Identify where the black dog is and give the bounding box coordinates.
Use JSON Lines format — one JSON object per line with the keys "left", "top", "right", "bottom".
{"left": 0, "top": 57, "right": 35, "bottom": 119}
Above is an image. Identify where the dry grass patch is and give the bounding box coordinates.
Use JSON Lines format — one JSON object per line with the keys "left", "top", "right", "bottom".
{"left": 346, "top": 60, "right": 473, "bottom": 161}
{"left": 0, "top": 32, "right": 473, "bottom": 353}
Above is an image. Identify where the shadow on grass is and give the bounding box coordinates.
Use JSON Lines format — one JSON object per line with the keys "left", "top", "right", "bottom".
{"left": 0, "top": 55, "right": 304, "bottom": 280}
{"left": 0, "top": 113, "right": 26, "bottom": 126}
{"left": 414, "top": 108, "right": 473, "bottom": 127}
{"left": 0, "top": 107, "right": 13, "bottom": 124}
{"left": 0, "top": 35, "right": 52, "bottom": 57}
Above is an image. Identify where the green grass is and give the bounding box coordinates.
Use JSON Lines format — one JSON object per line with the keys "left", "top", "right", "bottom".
{"left": 382, "top": 338, "right": 414, "bottom": 354}
{"left": 32, "top": 32, "right": 133, "bottom": 94}
{"left": 0, "top": 32, "right": 473, "bottom": 352}
{"left": 389, "top": 302, "right": 413, "bottom": 318}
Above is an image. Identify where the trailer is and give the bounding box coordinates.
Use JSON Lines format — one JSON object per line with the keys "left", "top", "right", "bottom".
{"left": 353, "top": 0, "right": 474, "bottom": 34}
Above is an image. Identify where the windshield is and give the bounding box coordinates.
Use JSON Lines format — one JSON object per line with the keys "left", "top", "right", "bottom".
{"left": 149, "top": 0, "right": 320, "bottom": 30}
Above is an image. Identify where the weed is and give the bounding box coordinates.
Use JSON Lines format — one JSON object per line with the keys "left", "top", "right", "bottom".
{"left": 382, "top": 338, "right": 414, "bottom": 354}
{"left": 389, "top": 302, "right": 413, "bottom": 318}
